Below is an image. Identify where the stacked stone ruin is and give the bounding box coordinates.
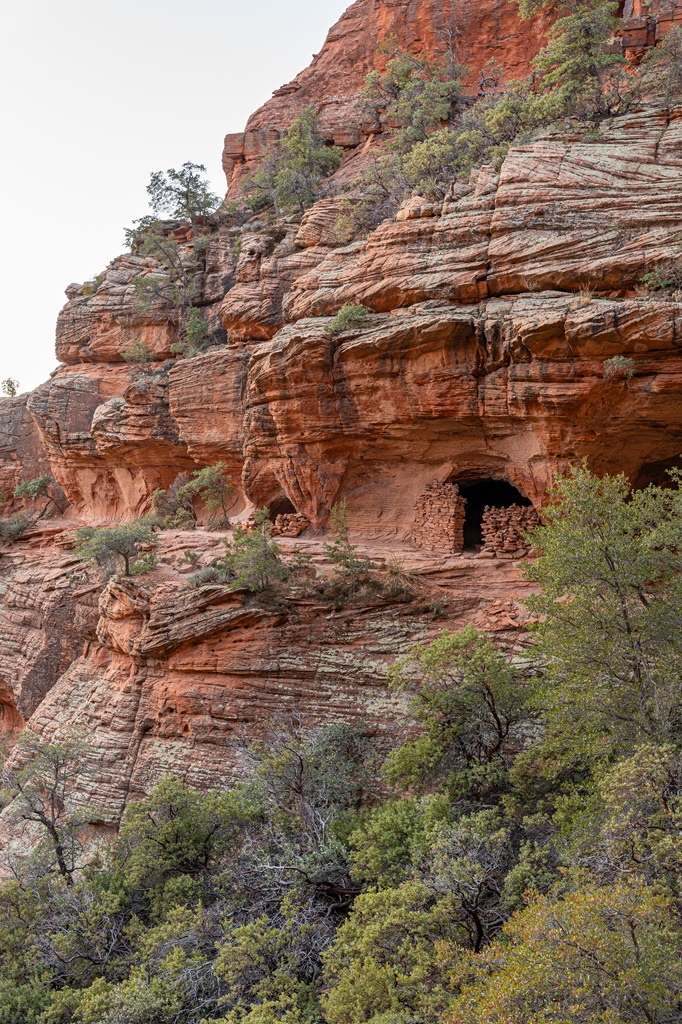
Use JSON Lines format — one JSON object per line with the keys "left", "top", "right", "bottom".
{"left": 272, "top": 512, "right": 310, "bottom": 537}
{"left": 411, "top": 482, "right": 466, "bottom": 553}
{"left": 480, "top": 505, "right": 540, "bottom": 557}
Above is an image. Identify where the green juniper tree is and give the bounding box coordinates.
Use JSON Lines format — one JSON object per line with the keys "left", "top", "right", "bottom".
{"left": 14, "top": 475, "right": 63, "bottom": 519}
{"left": 324, "top": 501, "right": 373, "bottom": 583}
{"left": 386, "top": 626, "right": 532, "bottom": 800}
{"left": 524, "top": 465, "right": 682, "bottom": 758}
{"left": 126, "top": 163, "right": 219, "bottom": 359}
{"left": 247, "top": 106, "right": 343, "bottom": 217}
{"left": 76, "top": 519, "right": 157, "bottom": 576}
{"left": 225, "top": 508, "right": 287, "bottom": 592}
{"left": 146, "top": 161, "right": 221, "bottom": 233}
{"left": 531, "top": 0, "right": 628, "bottom": 120}
{"left": 152, "top": 474, "right": 198, "bottom": 529}
{"left": 360, "top": 47, "right": 464, "bottom": 156}
{"left": 189, "top": 462, "right": 235, "bottom": 529}
{"left": 1, "top": 731, "right": 93, "bottom": 885}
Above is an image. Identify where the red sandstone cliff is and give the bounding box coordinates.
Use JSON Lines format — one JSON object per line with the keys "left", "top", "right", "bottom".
{"left": 2, "top": 0, "right": 682, "bottom": 829}
{"left": 222, "top": 0, "right": 555, "bottom": 186}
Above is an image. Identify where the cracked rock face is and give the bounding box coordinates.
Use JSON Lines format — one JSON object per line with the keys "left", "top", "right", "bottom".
{"left": 1, "top": 1, "right": 682, "bottom": 830}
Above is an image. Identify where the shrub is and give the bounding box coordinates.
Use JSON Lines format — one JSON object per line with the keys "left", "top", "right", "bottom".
{"left": 152, "top": 474, "right": 197, "bottom": 529}
{"left": 0, "top": 514, "right": 30, "bottom": 545}
{"left": 189, "top": 462, "right": 234, "bottom": 529}
{"left": 171, "top": 307, "right": 212, "bottom": 359}
{"left": 120, "top": 338, "right": 155, "bottom": 378}
{"left": 641, "top": 259, "right": 682, "bottom": 296}
{"left": 359, "top": 47, "right": 464, "bottom": 156}
{"left": 224, "top": 509, "right": 287, "bottom": 592}
{"left": 639, "top": 24, "right": 682, "bottom": 104}
{"left": 153, "top": 464, "right": 234, "bottom": 530}
{"left": 382, "top": 556, "right": 417, "bottom": 599}
{"left": 324, "top": 501, "right": 373, "bottom": 581}
{"left": 336, "top": 154, "right": 412, "bottom": 235}
{"left": 246, "top": 105, "right": 343, "bottom": 217}
{"left": 14, "top": 475, "right": 62, "bottom": 518}
{"left": 75, "top": 519, "right": 157, "bottom": 576}
{"left": 447, "top": 881, "right": 682, "bottom": 1024}
{"left": 324, "top": 305, "right": 371, "bottom": 339}
{"left": 1, "top": 378, "right": 19, "bottom": 398}
{"left": 603, "top": 355, "right": 635, "bottom": 380}
{"left": 531, "top": 0, "right": 628, "bottom": 120}
{"left": 385, "top": 626, "right": 532, "bottom": 799}
{"left": 188, "top": 563, "right": 232, "bottom": 588}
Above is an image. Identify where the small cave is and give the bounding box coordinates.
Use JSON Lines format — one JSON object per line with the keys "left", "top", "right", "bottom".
{"left": 267, "top": 496, "right": 296, "bottom": 521}
{"left": 456, "top": 479, "right": 532, "bottom": 549}
{"left": 0, "top": 693, "right": 24, "bottom": 738}
{"left": 633, "top": 456, "right": 682, "bottom": 491}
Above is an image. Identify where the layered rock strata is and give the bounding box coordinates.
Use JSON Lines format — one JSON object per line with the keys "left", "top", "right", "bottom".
{"left": 1, "top": 2, "right": 682, "bottom": 828}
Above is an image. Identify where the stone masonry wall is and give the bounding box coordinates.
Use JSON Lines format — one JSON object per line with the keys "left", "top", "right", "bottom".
{"left": 481, "top": 505, "right": 540, "bottom": 558}
{"left": 412, "top": 482, "right": 466, "bottom": 553}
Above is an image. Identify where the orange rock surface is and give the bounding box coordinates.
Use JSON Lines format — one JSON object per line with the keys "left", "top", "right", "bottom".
{"left": 1, "top": 1, "right": 682, "bottom": 828}
{"left": 223, "top": 0, "right": 554, "bottom": 186}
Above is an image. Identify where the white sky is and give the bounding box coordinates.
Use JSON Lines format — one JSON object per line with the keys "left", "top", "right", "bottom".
{"left": 0, "top": 0, "right": 350, "bottom": 394}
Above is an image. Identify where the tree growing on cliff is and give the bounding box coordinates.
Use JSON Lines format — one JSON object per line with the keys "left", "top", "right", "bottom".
{"left": 524, "top": 464, "right": 682, "bottom": 763}
{"left": 1, "top": 378, "right": 19, "bottom": 398}
{"left": 385, "top": 627, "right": 532, "bottom": 800}
{"left": 76, "top": 519, "right": 157, "bottom": 576}
{"left": 152, "top": 474, "right": 198, "bottom": 530}
{"left": 224, "top": 508, "right": 287, "bottom": 591}
{"left": 640, "top": 26, "right": 682, "bottom": 104}
{"left": 120, "top": 338, "right": 155, "bottom": 379}
{"left": 360, "top": 47, "right": 464, "bottom": 155}
{"left": 125, "top": 164, "right": 219, "bottom": 360}
{"left": 146, "top": 161, "right": 221, "bottom": 233}
{"left": 1, "top": 731, "right": 93, "bottom": 885}
{"left": 532, "top": 0, "right": 628, "bottom": 119}
{"left": 153, "top": 464, "right": 235, "bottom": 531}
{"left": 189, "top": 462, "right": 235, "bottom": 529}
{"left": 246, "top": 106, "right": 343, "bottom": 217}
{"left": 126, "top": 219, "right": 213, "bottom": 357}
{"left": 14, "top": 475, "right": 64, "bottom": 520}
{"left": 324, "top": 501, "right": 373, "bottom": 583}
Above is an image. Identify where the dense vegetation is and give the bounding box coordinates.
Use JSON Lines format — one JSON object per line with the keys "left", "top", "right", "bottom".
{"left": 1, "top": 466, "right": 682, "bottom": 1022}
{"left": 237, "top": 2, "right": 682, "bottom": 234}
{"left": 340, "top": 1, "right": 682, "bottom": 228}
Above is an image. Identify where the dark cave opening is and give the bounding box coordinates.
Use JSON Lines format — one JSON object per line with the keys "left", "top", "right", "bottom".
{"left": 267, "top": 497, "right": 296, "bottom": 520}
{"left": 633, "top": 456, "right": 682, "bottom": 491}
{"left": 456, "top": 479, "right": 532, "bottom": 549}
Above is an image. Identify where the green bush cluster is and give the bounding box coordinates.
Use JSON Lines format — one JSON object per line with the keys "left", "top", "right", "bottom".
{"left": 153, "top": 463, "right": 235, "bottom": 530}
{"left": 342, "top": 8, "right": 682, "bottom": 228}
{"left": 3, "top": 467, "right": 682, "bottom": 1021}
{"left": 324, "top": 306, "right": 371, "bottom": 339}
{"left": 125, "top": 162, "right": 220, "bottom": 360}
{"left": 75, "top": 519, "right": 157, "bottom": 577}
{"left": 245, "top": 105, "right": 343, "bottom": 217}
{"left": 0, "top": 475, "right": 65, "bottom": 545}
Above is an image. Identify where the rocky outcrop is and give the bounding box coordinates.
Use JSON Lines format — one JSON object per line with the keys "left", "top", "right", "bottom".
{"left": 3, "top": 530, "right": 535, "bottom": 824}
{"left": 2, "top": 3, "right": 682, "bottom": 833}
{"left": 0, "top": 394, "right": 52, "bottom": 512}
{"left": 223, "top": 0, "right": 554, "bottom": 187}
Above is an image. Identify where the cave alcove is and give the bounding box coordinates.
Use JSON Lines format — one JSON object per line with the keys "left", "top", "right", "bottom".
{"left": 267, "top": 496, "right": 297, "bottom": 520}
{"left": 633, "top": 456, "right": 682, "bottom": 491}
{"left": 455, "top": 479, "right": 532, "bottom": 549}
